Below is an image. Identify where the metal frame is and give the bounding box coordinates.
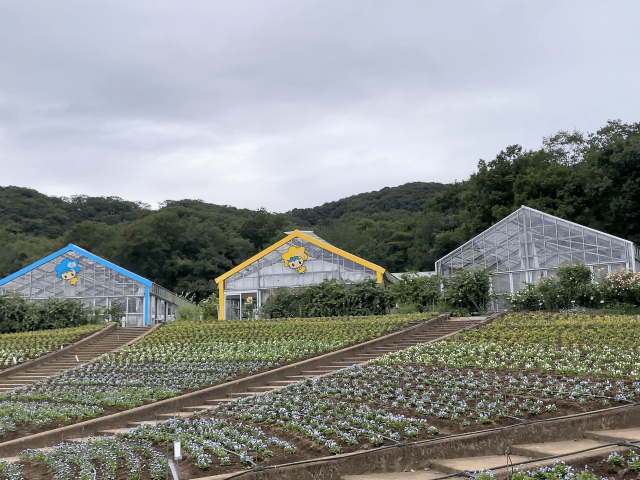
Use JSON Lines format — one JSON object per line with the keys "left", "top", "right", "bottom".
{"left": 216, "top": 230, "right": 385, "bottom": 320}
{"left": 435, "top": 206, "right": 637, "bottom": 295}
{"left": 0, "top": 244, "right": 191, "bottom": 327}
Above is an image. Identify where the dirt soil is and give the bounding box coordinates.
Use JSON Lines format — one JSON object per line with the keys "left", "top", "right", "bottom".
{"left": 562, "top": 452, "right": 640, "bottom": 479}
{"left": 488, "top": 450, "right": 640, "bottom": 479}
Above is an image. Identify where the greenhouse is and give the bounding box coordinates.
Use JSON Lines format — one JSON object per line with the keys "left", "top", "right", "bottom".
{"left": 0, "top": 244, "right": 191, "bottom": 327}
{"left": 216, "top": 230, "right": 390, "bottom": 319}
{"left": 435, "top": 206, "right": 640, "bottom": 295}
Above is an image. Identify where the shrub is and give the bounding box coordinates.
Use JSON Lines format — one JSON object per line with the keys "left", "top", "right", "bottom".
{"left": 388, "top": 274, "right": 442, "bottom": 312}
{"left": 299, "top": 279, "right": 347, "bottom": 317}
{"left": 199, "top": 294, "right": 219, "bottom": 319}
{"left": 444, "top": 268, "right": 491, "bottom": 313}
{"left": 177, "top": 303, "right": 201, "bottom": 321}
{"left": 556, "top": 263, "right": 598, "bottom": 307}
{"left": 344, "top": 279, "right": 390, "bottom": 316}
{"left": 37, "top": 298, "right": 90, "bottom": 329}
{"left": 600, "top": 269, "right": 640, "bottom": 305}
{"left": 506, "top": 283, "right": 543, "bottom": 311}
{"left": 259, "top": 278, "right": 390, "bottom": 318}
{"left": 0, "top": 293, "right": 94, "bottom": 333}
{"left": 259, "top": 288, "right": 299, "bottom": 319}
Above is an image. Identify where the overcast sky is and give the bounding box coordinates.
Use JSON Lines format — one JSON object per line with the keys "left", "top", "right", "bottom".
{"left": 1, "top": 1, "right": 639, "bottom": 212}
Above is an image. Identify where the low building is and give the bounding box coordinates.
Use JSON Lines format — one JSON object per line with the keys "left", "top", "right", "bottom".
{"left": 0, "top": 244, "right": 191, "bottom": 327}
{"left": 435, "top": 206, "right": 639, "bottom": 296}
{"left": 215, "top": 230, "right": 392, "bottom": 319}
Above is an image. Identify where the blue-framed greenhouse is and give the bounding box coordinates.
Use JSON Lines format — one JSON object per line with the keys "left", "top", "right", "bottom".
{"left": 0, "top": 244, "right": 191, "bottom": 327}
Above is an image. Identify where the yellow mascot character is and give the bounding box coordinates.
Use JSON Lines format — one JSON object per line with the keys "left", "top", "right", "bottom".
{"left": 282, "top": 246, "right": 307, "bottom": 273}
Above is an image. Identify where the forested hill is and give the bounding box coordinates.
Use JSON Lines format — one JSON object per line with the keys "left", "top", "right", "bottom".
{"left": 0, "top": 181, "right": 446, "bottom": 299}
{"left": 289, "top": 182, "right": 449, "bottom": 226}
{"left": 2, "top": 120, "right": 640, "bottom": 300}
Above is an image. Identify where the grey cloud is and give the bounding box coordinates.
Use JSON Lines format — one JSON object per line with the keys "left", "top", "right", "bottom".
{"left": 1, "top": 0, "right": 639, "bottom": 210}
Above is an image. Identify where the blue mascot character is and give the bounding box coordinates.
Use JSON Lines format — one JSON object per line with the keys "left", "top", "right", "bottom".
{"left": 55, "top": 259, "right": 81, "bottom": 285}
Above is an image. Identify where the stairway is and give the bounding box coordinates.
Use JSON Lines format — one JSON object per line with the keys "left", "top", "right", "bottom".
{"left": 141, "top": 317, "right": 483, "bottom": 421}
{"left": 0, "top": 327, "right": 148, "bottom": 392}
{"left": 343, "top": 427, "right": 640, "bottom": 479}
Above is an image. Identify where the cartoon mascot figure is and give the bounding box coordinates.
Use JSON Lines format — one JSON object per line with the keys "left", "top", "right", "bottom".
{"left": 55, "top": 259, "right": 81, "bottom": 285}
{"left": 282, "top": 246, "right": 307, "bottom": 274}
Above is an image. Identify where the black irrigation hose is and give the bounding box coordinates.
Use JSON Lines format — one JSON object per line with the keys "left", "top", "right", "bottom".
{"left": 427, "top": 439, "right": 640, "bottom": 480}
{"left": 214, "top": 402, "right": 640, "bottom": 479}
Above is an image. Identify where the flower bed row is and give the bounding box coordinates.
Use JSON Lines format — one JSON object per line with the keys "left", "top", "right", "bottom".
{"left": 1, "top": 312, "right": 638, "bottom": 478}
{"left": 0, "top": 324, "right": 105, "bottom": 369}
{"left": 0, "top": 314, "right": 433, "bottom": 441}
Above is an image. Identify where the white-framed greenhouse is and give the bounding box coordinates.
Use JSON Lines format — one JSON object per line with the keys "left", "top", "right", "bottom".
{"left": 0, "top": 244, "right": 192, "bottom": 327}
{"left": 435, "top": 206, "right": 640, "bottom": 296}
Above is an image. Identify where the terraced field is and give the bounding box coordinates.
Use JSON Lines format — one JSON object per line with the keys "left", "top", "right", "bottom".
{"left": 0, "top": 324, "right": 105, "bottom": 370}
{"left": 0, "top": 314, "right": 429, "bottom": 453}
{"left": 5, "top": 312, "right": 640, "bottom": 480}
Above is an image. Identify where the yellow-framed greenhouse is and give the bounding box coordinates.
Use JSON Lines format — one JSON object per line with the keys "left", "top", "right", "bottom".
{"left": 215, "top": 230, "right": 389, "bottom": 320}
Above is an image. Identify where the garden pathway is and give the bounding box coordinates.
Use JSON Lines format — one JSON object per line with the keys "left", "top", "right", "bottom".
{"left": 0, "top": 326, "right": 150, "bottom": 392}
{"left": 342, "top": 427, "right": 640, "bottom": 480}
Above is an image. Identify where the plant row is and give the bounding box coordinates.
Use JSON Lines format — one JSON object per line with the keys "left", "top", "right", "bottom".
{"left": 0, "top": 324, "right": 104, "bottom": 368}
{"left": 0, "top": 314, "right": 432, "bottom": 436}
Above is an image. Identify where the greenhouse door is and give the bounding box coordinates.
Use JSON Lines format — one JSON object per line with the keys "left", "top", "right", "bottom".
{"left": 225, "top": 294, "right": 241, "bottom": 320}
{"left": 241, "top": 292, "right": 258, "bottom": 319}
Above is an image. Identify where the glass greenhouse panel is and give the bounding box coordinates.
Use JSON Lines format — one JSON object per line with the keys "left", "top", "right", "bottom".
{"left": 224, "top": 237, "right": 377, "bottom": 292}
{"left": 436, "top": 206, "right": 637, "bottom": 296}
{"left": 0, "top": 251, "right": 145, "bottom": 325}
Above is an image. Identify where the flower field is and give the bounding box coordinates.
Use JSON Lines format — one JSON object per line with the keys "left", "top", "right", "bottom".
{"left": 0, "top": 314, "right": 426, "bottom": 445}
{"left": 2, "top": 312, "right": 639, "bottom": 479}
{"left": 0, "top": 324, "right": 104, "bottom": 370}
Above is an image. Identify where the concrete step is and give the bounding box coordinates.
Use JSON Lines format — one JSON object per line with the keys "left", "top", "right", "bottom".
{"left": 510, "top": 439, "right": 618, "bottom": 458}
{"left": 300, "top": 370, "right": 338, "bottom": 376}
{"left": 204, "top": 399, "right": 232, "bottom": 406}
{"left": 586, "top": 427, "right": 640, "bottom": 442}
{"left": 284, "top": 375, "right": 316, "bottom": 381}
{"left": 228, "top": 392, "right": 260, "bottom": 398}
{"left": 268, "top": 380, "right": 297, "bottom": 387}
{"left": 63, "top": 437, "right": 87, "bottom": 443}
{"left": 430, "top": 455, "right": 530, "bottom": 475}
{"left": 97, "top": 428, "right": 129, "bottom": 436}
{"left": 182, "top": 405, "right": 212, "bottom": 412}
{"left": 248, "top": 386, "right": 278, "bottom": 393}
{"left": 156, "top": 412, "right": 194, "bottom": 420}
{"left": 343, "top": 472, "right": 444, "bottom": 480}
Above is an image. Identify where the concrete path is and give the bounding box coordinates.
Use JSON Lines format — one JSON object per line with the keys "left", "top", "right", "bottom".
{"left": 343, "top": 470, "right": 444, "bottom": 480}
{"left": 345, "top": 425, "right": 640, "bottom": 480}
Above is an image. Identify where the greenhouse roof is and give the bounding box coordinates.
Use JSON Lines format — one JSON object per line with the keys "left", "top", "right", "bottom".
{"left": 0, "top": 244, "right": 153, "bottom": 287}
{"left": 435, "top": 206, "right": 638, "bottom": 275}
{"left": 215, "top": 229, "right": 385, "bottom": 284}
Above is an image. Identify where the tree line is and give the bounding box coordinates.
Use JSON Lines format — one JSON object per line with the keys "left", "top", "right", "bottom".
{"left": 1, "top": 120, "right": 639, "bottom": 301}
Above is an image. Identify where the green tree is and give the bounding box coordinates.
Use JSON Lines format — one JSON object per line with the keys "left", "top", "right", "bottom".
{"left": 238, "top": 208, "right": 292, "bottom": 251}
